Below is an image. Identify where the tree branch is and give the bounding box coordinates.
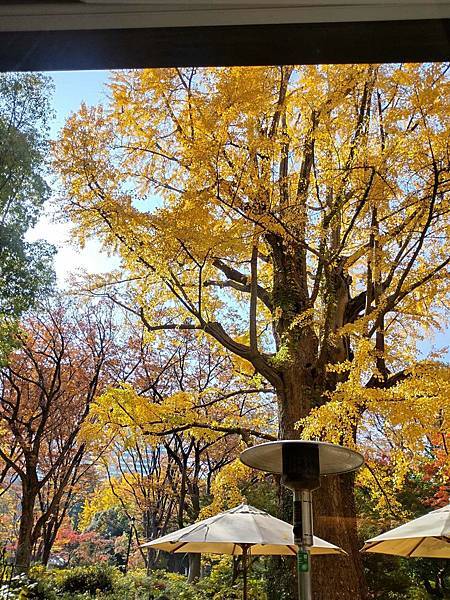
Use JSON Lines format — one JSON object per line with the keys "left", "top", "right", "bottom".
{"left": 203, "top": 321, "right": 282, "bottom": 389}
{"left": 144, "top": 422, "right": 276, "bottom": 443}
{"left": 210, "top": 259, "right": 272, "bottom": 311}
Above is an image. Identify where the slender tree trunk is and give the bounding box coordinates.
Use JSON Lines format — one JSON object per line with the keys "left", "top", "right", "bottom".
{"left": 41, "top": 540, "right": 52, "bottom": 567}
{"left": 40, "top": 520, "right": 58, "bottom": 566}
{"left": 143, "top": 510, "right": 158, "bottom": 572}
{"left": 187, "top": 477, "right": 201, "bottom": 582}
{"left": 15, "top": 483, "right": 37, "bottom": 574}
{"left": 188, "top": 553, "right": 201, "bottom": 582}
{"left": 33, "top": 538, "right": 44, "bottom": 564}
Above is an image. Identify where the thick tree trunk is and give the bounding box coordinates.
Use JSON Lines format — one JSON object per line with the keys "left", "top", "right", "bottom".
{"left": 264, "top": 229, "right": 367, "bottom": 598}
{"left": 278, "top": 363, "right": 368, "bottom": 600}
{"left": 266, "top": 483, "right": 297, "bottom": 600}
{"left": 312, "top": 475, "right": 366, "bottom": 599}
{"left": 15, "top": 485, "right": 37, "bottom": 574}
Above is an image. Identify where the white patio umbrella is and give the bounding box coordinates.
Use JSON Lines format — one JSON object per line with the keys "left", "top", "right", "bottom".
{"left": 362, "top": 503, "right": 450, "bottom": 558}
{"left": 142, "top": 503, "right": 346, "bottom": 599}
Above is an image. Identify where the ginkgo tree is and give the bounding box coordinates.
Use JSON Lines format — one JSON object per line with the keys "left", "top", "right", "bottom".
{"left": 353, "top": 361, "right": 450, "bottom": 517}
{"left": 54, "top": 63, "right": 450, "bottom": 600}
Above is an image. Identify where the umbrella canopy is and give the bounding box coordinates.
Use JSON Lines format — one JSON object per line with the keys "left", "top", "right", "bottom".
{"left": 141, "top": 503, "right": 346, "bottom": 556}
{"left": 362, "top": 503, "right": 450, "bottom": 558}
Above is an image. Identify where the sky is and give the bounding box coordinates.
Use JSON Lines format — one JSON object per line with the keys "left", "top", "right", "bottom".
{"left": 25, "top": 68, "right": 449, "bottom": 359}
{"left": 26, "top": 70, "right": 116, "bottom": 287}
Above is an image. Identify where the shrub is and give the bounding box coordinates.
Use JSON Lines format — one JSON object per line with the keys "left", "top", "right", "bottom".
{"left": 58, "top": 564, "right": 114, "bottom": 595}
{"left": 155, "top": 572, "right": 202, "bottom": 599}
{"left": 110, "top": 569, "right": 153, "bottom": 600}
{"left": 27, "top": 565, "right": 56, "bottom": 600}
{"left": 30, "top": 564, "right": 116, "bottom": 598}
{"left": 28, "top": 562, "right": 266, "bottom": 600}
{"left": 196, "top": 557, "right": 266, "bottom": 600}
{"left": 0, "top": 573, "right": 37, "bottom": 600}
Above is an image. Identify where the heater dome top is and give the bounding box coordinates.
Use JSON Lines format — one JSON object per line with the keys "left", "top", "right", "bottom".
{"left": 240, "top": 440, "right": 364, "bottom": 476}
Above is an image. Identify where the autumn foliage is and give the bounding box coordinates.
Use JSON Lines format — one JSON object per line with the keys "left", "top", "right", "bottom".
{"left": 0, "top": 64, "right": 449, "bottom": 599}
{"left": 52, "top": 64, "right": 450, "bottom": 599}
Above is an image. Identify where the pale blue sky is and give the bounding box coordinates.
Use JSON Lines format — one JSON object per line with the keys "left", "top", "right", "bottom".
{"left": 49, "top": 70, "right": 110, "bottom": 139}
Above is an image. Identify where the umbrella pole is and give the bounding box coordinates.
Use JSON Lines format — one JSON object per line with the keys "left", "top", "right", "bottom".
{"left": 242, "top": 544, "right": 249, "bottom": 600}
{"left": 293, "top": 490, "right": 313, "bottom": 600}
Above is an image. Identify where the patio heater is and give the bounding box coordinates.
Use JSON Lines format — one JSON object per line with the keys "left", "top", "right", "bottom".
{"left": 240, "top": 441, "right": 364, "bottom": 600}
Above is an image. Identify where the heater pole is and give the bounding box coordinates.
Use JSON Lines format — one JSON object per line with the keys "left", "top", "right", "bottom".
{"left": 240, "top": 441, "right": 364, "bottom": 600}
{"left": 293, "top": 490, "right": 313, "bottom": 600}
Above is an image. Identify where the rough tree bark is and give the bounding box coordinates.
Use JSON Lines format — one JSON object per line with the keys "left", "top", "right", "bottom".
{"left": 272, "top": 360, "right": 367, "bottom": 599}
{"left": 266, "top": 235, "right": 368, "bottom": 600}
{"left": 15, "top": 480, "right": 38, "bottom": 574}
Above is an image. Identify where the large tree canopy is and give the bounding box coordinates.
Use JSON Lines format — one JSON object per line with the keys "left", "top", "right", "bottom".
{"left": 0, "top": 72, "right": 55, "bottom": 358}
{"left": 54, "top": 64, "right": 450, "bottom": 600}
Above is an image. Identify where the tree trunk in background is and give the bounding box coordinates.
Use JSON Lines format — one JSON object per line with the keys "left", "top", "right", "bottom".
{"left": 187, "top": 473, "right": 202, "bottom": 582}
{"left": 41, "top": 540, "right": 52, "bottom": 567}
{"left": 188, "top": 553, "right": 201, "bottom": 582}
{"left": 40, "top": 519, "right": 58, "bottom": 566}
{"left": 15, "top": 483, "right": 37, "bottom": 574}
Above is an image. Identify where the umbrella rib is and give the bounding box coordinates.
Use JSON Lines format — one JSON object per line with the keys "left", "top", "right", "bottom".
{"left": 171, "top": 542, "right": 189, "bottom": 553}
{"left": 407, "top": 537, "right": 426, "bottom": 558}
{"left": 177, "top": 520, "right": 210, "bottom": 542}
{"left": 361, "top": 541, "right": 381, "bottom": 552}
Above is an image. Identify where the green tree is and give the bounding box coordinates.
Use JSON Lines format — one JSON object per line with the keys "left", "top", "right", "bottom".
{"left": 0, "top": 72, "right": 55, "bottom": 360}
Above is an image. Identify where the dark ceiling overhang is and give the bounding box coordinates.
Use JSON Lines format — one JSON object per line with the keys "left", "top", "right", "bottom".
{"left": 1, "top": 2, "right": 450, "bottom": 71}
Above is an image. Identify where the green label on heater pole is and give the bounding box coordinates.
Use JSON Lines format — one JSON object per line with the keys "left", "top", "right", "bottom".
{"left": 297, "top": 551, "right": 309, "bottom": 573}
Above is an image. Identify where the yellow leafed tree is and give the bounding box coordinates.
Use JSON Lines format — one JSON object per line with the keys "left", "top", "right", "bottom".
{"left": 54, "top": 64, "right": 450, "bottom": 600}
